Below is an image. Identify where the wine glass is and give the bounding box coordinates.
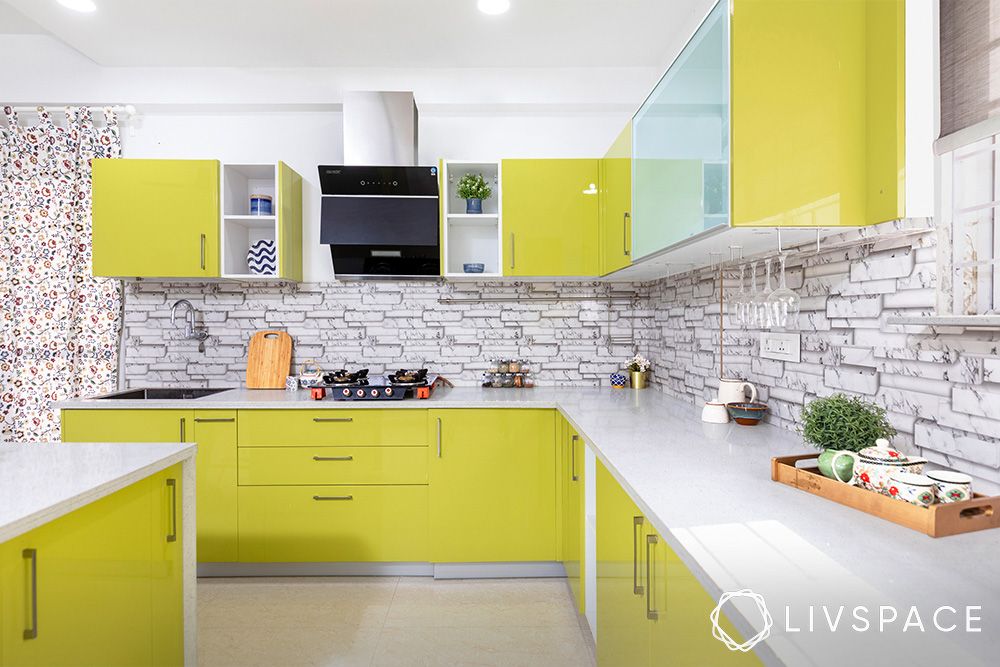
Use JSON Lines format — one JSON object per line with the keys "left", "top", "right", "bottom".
{"left": 747, "top": 261, "right": 760, "bottom": 329}
{"left": 732, "top": 264, "right": 748, "bottom": 328}
{"left": 768, "top": 253, "right": 800, "bottom": 328}
{"left": 758, "top": 258, "right": 774, "bottom": 329}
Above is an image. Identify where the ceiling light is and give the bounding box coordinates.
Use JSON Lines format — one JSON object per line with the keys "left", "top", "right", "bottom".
{"left": 57, "top": 0, "right": 97, "bottom": 12}
{"left": 477, "top": 0, "right": 510, "bottom": 16}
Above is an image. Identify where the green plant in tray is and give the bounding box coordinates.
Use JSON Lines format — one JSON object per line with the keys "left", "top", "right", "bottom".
{"left": 799, "top": 393, "right": 896, "bottom": 452}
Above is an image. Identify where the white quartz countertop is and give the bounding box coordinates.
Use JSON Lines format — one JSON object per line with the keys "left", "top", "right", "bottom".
{"left": 0, "top": 442, "right": 196, "bottom": 543}
{"left": 56, "top": 387, "right": 1000, "bottom": 665}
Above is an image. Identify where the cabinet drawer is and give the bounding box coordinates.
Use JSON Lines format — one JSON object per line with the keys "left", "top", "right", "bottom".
{"left": 238, "top": 446, "right": 428, "bottom": 485}
{"left": 237, "top": 485, "right": 428, "bottom": 562}
{"left": 238, "top": 409, "right": 428, "bottom": 447}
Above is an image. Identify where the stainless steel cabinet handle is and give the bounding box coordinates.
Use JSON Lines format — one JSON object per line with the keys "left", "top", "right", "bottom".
{"left": 313, "top": 417, "right": 353, "bottom": 423}
{"left": 166, "top": 478, "right": 178, "bottom": 543}
{"left": 193, "top": 417, "right": 235, "bottom": 423}
{"left": 436, "top": 417, "right": 442, "bottom": 458}
{"left": 571, "top": 434, "right": 579, "bottom": 482}
{"left": 179, "top": 417, "right": 186, "bottom": 442}
{"left": 22, "top": 548, "right": 37, "bottom": 640}
{"left": 646, "top": 534, "right": 658, "bottom": 620}
{"left": 313, "top": 455, "right": 353, "bottom": 461}
{"left": 510, "top": 232, "right": 515, "bottom": 269}
{"left": 623, "top": 212, "right": 631, "bottom": 256}
{"left": 199, "top": 233, "right": 206, "bottom": 270}
{"left": 313, "top": 495, "right": 353, "bottom": 501}
{"left": 633, "top": 515, "right": 645, "bottom": 595}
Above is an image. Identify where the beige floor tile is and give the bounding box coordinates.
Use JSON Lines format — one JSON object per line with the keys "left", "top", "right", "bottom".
{"left": 198, "top": 576, "right": 398, "bottom": 629}
{"left": 384, "top": 578, "right": 580, "bottom": 629}
{"left": 371, "top": 626, "right": 593, "bottom": 667}
{"left": 198, "top": 625, "right": 381, "bottom": 667}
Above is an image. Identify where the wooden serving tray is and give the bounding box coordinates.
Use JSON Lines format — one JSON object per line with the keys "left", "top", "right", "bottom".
{"left": 771, "top": 454, "right": 1000, "bottom": 538}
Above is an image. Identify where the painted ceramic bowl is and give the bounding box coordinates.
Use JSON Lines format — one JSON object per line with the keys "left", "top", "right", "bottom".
{"left": 888, "top": 472, "right": 937, "bottom": 508}
{"left": 926, "top": 470, "right": 973, "bottom": 504}
{"left": 725, "top": 402, "right": 768, "bottom": 426}
{"left": 610, "top": 373, "right": 627, "bottom": 389}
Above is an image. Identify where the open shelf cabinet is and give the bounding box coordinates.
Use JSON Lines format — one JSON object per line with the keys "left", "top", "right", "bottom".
{"left": 220, "top": 162, "right": 302, "bottom": 281}
{"left": 440, "top": 160, "right": 503, "bottom": 278}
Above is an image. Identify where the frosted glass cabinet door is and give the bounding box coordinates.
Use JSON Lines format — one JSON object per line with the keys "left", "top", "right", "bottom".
{"left": 632, "top": 1, "right": 728, "bottom": 260}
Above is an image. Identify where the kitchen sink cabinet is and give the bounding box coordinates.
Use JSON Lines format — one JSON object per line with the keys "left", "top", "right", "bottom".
{"left": 560, "top": 418, "right": 585, "bottom": 614}
{"left": 60, "top": 409, "right": 237, "bottom": 563}
{"left": 501, "top": 159, "right": 600, "bottom": 277}
{"left": 92, "top": 159, "right": 221, "bottom": 278}
{"left": 0, "top": 468, "right": 184, "bottom": 667}
{"left": 600, "top": 124, "right": 632, "bottom": 275}
{"left": 428, "top": 409, "right": 557, "bottom": 562}
{"left": 597, "top": 460, "right": 761, "bottom": 666}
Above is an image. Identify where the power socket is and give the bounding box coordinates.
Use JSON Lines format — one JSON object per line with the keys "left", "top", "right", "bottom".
{"left": 760, "top": 332, "right": 801, "bottom": 362}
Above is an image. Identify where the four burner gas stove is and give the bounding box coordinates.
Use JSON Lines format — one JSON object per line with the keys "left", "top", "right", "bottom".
{"left": 309, "top": 368, "right": 442, "bottom": 401}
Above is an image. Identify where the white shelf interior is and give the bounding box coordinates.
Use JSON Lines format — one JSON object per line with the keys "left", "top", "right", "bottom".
{"left": 442, "top": 160, "right": 502, "bottom": 278}
{"left": 221, "top": 163, "right": 281, "bottom": 278}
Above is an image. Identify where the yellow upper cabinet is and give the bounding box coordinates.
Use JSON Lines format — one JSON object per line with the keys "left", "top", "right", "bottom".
{"left": 600, "top": 124, "right": 633, "bottom": 275}
{"left": 731, "top": 0, "right": 906, "bottom": 227}
{"left": 501, "top": 159, "right": 600, "bottom": 276}
{"left": 92, "top": 159, "right": 221, "bottom": 278}
{"left": 277, "top": 161, "right": 304, "bottom": 282}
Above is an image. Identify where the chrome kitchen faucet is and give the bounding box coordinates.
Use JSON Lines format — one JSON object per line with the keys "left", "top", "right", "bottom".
{"left": 170, "top": 299, "right": 210, "bottom": 352}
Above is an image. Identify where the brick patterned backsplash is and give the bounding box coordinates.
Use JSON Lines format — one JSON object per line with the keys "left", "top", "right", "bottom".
{"left": 639, "top": 220, "right": 1000, "bottom": 494}
{"left": 122, "top": 281, "right": 652, "bottom": 389}
{"left": 121, "top": 220, "right": 1000, "bottom": 492}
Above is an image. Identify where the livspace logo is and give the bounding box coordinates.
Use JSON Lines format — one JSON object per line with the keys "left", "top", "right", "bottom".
{"left": 711, "top": 589, "right": 983, "bottom": 651}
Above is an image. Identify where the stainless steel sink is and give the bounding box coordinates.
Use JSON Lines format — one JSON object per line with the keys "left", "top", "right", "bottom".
{"left": 97, "top": 388, "right": 228, "bottom": 400}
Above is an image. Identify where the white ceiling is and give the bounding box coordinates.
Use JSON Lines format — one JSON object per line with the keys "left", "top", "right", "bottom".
{"left": 2, "top": 0, "right": 710, "bottom": 68}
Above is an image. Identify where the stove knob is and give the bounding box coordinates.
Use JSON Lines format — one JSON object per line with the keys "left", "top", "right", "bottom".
{"left": 384, "top": 387, "right": 393, "bottom": 397}
{"left": 370, "top": 389, "right": 380, "bottom": 398}
{"left": 355, "top": 389, "right": 366, "bottom": 398}
{"left": 341, "top": 388, "right": 351, "bottom": 397}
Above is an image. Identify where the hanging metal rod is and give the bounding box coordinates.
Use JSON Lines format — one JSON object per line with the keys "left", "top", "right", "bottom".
{"left": 6, "top": 104, "right": 137, "bottom": 117}
{"left": 438, "top": 291, "right": 640, "bottom": 305}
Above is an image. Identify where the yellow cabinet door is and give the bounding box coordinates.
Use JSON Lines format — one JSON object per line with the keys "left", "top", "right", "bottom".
{"left": 0, "top": 535, "right": 38, "bottom": 666}
{"left": 238, "top": 446, "right": 428, "bottom": 486}
{"left": 501, "top": 159, "right": 600, "bottom": 277}
{"left": 596, "top": 461, "right": 649, "bottom": 667}
{"left": 562, "top": 422, "right": 585, "bottom": 614}
{"left": 237, "top": 409, "right": 428, "bottom": 447}
{"left": 732, "top": 0, "right": 888, "bottom": 228}
{"left": 61, "top": 409, "right": 193, "bottom": 445}
{"left": 600, "top": 124, "right": 632, "bottom": 275}
{"left": 277, "top": 161, "right": 304, "bottom": 281}
{"left": 647, "top": 526, "right": 762, "bottom": 666}
{"left": 429, "top": 409, "right": 557, "bottom": 562}
{"left": 237, "top": 485, "right": 429, "bottom": 562}
{"left": 92, "top": 159, "right": 220, "bottom": 277}
{"left": 150, "top": 466, "right": 184, "bottom": 667}
{"left": 31, "top": 477, "right": 154, "bottom": 667}
{"left": 192, "top": 411, "right": 238, "bottom": 562}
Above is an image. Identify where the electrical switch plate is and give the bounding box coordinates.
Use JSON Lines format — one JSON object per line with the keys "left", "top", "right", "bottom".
{"left": 760, "top": 332, "right": 801, "bottom": 363}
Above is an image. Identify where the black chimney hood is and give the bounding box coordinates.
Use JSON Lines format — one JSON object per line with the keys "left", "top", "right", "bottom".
{"left": 319, "top": 165, "right": 440, "bottom": 279}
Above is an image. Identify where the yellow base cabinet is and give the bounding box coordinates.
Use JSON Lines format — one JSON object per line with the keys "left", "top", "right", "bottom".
{"left": 0, "top": 466, "right": 183, "bottom": 667}
{"left": 560, "top": 419, "right": 585, "bottom": 614}
{"left": 237, "top": 485, "right": 429, "bottom": 562}
{"left": 237, "top": 409, "right": 428, "bottom": 447}
{"left": 238, "top": 445, "right": 428, "bottom": 486}
{"left": 92, "top": 158, "right": 221, "bottom": 278}
{"left": 61, "top": 409, "right": 237, "bottom": 564}
{"left": 429, "top": 409, "right": 557, "bottom": 562}
{"left": 501, "top": 159, "right": 600, "bottom": 276}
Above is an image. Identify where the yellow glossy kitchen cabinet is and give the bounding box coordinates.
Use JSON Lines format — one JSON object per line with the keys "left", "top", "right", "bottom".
{"left": 237, "top": 485, "right": 429, "bottom": 562}
{"left": 560, "top": 419, "right": 585, "bottom": 614}
{"left": 0, "top": 468, "right": 183, "bottom": 667}
{"left": 239, "top": 445, "right": 428, "bottom": 486}
{"left": 731, "top": 0, "right": 904, "bottom": 227}
{"left": 597, "top": 461, "right": 761, "bottom": 666}
{"left": 277, "top": 161, "right": 304, "bottom": 282}
{"left": 429, "top": 409, "right": 558, "bottom": 562}
{"left": 237, "top": 409, "right": 428, "bottom": 447}
{"left": 61, "top": 408, "right": 238, "bottom": 563}
{"left": 600, "top": 124, "right": 632, "bottom": 275}
{"left": 92, "top": 159, "right": 220, "bottom": 278}
{"left": 501, "top": 159, "right": 600, "bottom": 276}
{"left": 150, "top": 466, "right": 185, "bottom": 667}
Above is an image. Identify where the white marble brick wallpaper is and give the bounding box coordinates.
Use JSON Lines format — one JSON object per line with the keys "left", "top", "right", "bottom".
{"left": 640, "top": 220, "right": 1000, "bottom": 494}
{"left": 121, "top": 219, "right": 1000, "bottom": 491}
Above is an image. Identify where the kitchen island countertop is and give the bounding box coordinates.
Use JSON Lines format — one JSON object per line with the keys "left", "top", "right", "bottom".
{"left": 56, "top": 387, "right": 1000, "bottom": 665}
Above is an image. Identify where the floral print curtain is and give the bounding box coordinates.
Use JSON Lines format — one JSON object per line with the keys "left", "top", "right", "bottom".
{"left": 0, "top": 106, "right": 123, "bottom": 442}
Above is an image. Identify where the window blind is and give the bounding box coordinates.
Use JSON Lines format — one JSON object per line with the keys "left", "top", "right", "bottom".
{"left": 940, "top": 0, "right": 1000, "bottom": 138}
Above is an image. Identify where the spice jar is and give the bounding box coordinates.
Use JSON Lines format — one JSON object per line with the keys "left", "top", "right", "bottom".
{"left": 491, "top": 374, "right": 503, "bottom": 388}
{"left": 524, "top": 375, "right": 535, "bottom": 388}
{"left": 498, "top": 359, "right": 510, "bottom": 373}
{"left": 501, "top": 373, "right": 515, "bottom": 388}
{"left": 509, "top": 359, "right": 521, "bottom": 373}
{"left": 514, "top": 373, "right": 524, "bottom": 388}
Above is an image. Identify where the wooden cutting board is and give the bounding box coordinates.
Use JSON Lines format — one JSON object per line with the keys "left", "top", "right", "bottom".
{"left": 246, "top": 331, "right": 293, "bottom": 389}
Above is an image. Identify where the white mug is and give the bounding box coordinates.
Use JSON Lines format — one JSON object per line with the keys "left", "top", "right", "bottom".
{"left": 701, "top": 399, "right": 731, "bottom": 424}
{"left": 718, "top": 378, "right": 758, "bottom": 405}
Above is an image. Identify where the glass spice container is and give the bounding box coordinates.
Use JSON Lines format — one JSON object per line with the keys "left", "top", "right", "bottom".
{"left": 498, "top": 359, "right": 510, "bottom": 373}
{"left": 514, "top": 373, "right": 524, "bottom": 388}
{"left": 509, "top": 359, "right": 521, "bottom": 373}
{"left": 501, "top": 373, "right": 515, "bottom": 388}
{"left": 524, "top": 375, "right": 535, "bottom": 388}
{"left": 491, "top": 374, "right": 503, "bottom": 388}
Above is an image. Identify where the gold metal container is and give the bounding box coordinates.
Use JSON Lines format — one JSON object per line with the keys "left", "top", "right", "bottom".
{"left": 630, "top": 371, "right": 649, "bottom": 389}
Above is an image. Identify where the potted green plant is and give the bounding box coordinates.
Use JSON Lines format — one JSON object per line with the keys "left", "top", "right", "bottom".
{"left": 457, "top": 173, "right": 492, "bottom": 214}
{"left": 626, "top": 354, "right": 651, "bottom": 389}
{"left": 799, "top": 393, "right": 897, "bottom": 481}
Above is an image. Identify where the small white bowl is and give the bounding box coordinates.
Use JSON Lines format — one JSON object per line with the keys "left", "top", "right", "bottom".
{"left": 888, "top": 472, "right": 937, "bottom": 507}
